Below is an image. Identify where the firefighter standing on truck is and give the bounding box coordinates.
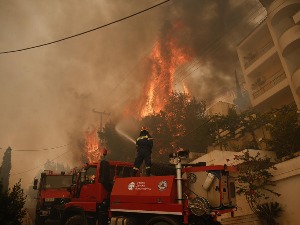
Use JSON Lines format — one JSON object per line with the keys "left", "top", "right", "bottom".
{"left": 132, "top": 127, "right": 153, "bottom": 177}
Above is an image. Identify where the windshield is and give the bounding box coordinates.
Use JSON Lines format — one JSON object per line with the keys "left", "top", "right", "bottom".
{"left": 44, "top": 175, "right": 72, "bottom": 189}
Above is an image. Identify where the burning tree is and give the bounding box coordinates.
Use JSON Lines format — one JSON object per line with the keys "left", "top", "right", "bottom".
{"left": 81, "top": 126, "right": 111, "bottom": 164}
{"left": 99, "top": 92, "right": 212, "bottom": 163}
{"left": 83, "top": 126, "right": 101, "bottom": 163}
{"left": 126, "top": 21, "right": 194, "bottom": 119}
{"left": 139, "top": 92, "right": 212, "bottom": 162}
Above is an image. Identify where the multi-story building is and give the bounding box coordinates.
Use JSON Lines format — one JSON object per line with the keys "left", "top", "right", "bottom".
{"left": 237, "top": 0, "right": 300, "bottom": 112}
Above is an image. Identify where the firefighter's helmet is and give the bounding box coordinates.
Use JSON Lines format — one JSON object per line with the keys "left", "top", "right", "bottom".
{"left": 141, "top": 126, "right": 148, "bottom": 131}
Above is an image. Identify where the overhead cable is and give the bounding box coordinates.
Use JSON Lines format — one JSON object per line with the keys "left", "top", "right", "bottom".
{"left": 14, "top": 143, "right": 69, "bottom": 152}
{"left": 0, "top": 0, "right": 170, "bottom": 54}
{"left": 10, "top": 148, "right": 73, "bottom": 176}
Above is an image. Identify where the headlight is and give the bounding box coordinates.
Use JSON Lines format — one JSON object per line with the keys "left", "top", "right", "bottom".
{"left": 45, "top": 198, "right": 55, "bottom": 202}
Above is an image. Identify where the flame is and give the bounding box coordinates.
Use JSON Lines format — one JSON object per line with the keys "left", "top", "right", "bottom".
{"left": 126, "top": 21, "right": 193, "bottom": 118}
{"left": 84, "top": 126, "right": 103, "bottom": 163}
{"left": 182, "top": 81, "right": 190, "bottom": 95}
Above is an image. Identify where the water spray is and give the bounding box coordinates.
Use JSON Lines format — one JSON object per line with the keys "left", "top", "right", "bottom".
{"left": 115, "top": 125, "right": 135, "bottom": 144}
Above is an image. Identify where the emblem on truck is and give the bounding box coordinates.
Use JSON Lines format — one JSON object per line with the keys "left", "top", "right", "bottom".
{"left": 128, "top": 182, "right": 135, "bottom": 190}
{"left": 158, "top": 180, "right": 168, "bottom": 191}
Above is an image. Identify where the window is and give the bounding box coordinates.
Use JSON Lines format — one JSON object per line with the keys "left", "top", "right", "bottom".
{"left": 44, "top": 175, "right": 72, "bottom": 189}
{"left": 85, "top": 166, "right": 97, "bottom": 183}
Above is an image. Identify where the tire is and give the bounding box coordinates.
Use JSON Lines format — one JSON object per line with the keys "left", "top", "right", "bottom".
{"left": 146, "top": 216, "right": 180, "bottom": 225}
{"left": 195, "top": 216, "right": 214, "bottom": 225}
{"left": 65, "top": 215, "right": 86, "bottom": 225}
{"left": 35, "top": 215, "right": 45, "bottom": 225}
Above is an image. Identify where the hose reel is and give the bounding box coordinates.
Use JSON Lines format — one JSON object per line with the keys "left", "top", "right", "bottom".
{"left": 189, "top": 196, "right": 211, "bottom": 216}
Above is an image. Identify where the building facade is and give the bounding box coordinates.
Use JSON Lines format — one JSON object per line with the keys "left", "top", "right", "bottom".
{"left": 237, "top": 0, "right": 300, "bottom": 111}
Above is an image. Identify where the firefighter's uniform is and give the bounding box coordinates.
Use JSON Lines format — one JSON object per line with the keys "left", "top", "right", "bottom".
{"left": 132, "top": 128, "right": 153, "bottom": 176}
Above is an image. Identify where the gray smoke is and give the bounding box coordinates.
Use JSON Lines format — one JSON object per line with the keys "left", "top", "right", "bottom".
{"left": 159, "top": 0, "right": 266, "bottom": 102}
{"left": 0, "top": 0, "right": 265, "bottom": 190}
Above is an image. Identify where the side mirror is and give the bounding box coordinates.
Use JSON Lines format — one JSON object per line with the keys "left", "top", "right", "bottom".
{"left": 33, "top": 178, "right": 38, "bottom": 190}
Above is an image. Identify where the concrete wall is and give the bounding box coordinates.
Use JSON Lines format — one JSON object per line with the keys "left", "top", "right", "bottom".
{"left": 192, "top": 150, "right": 300, "bottom": 225}
{"left": 271, "top": 156, "right": 300, "bottom": 225}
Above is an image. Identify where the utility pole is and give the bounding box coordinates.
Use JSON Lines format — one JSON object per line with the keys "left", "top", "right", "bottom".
{"left": 92, "top": 109, "right": 111, "bottom": 132}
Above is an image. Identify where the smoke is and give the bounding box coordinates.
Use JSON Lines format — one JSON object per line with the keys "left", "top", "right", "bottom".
{"left": 159, "top": 0, "right": 265, "bottom": 102}
{"left": 0, "top": 0, "right": 265, "bottom": 192}
{"left": 0, "top": 0, "right": 165, "bottom": 188}
{"left": 115, "top": 119, "right": 137, "bottom": 144}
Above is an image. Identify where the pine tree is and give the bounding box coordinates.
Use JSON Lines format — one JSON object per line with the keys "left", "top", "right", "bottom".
{"left": 0, "top": 147, "right": 12, "bottom": 191}
{"left": 0, "top": 179, "right": 27, "bottom": 225}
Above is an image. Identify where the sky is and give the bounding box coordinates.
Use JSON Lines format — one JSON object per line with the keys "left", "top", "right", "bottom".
{"left": 0, "top": 0, "right": 267, "bottom": 189}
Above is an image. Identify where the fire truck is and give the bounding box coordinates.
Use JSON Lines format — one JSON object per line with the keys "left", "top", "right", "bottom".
{"left": 33, "top": 170, "right": 73, "bottom": 225}
{"left": 62, "top": 151, "right": 237, "bottom": 225}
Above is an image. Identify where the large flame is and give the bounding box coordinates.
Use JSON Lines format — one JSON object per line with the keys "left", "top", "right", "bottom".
{"left": 128, "top": 22, "right": 193, "bottom": 118}
{"left": 84, "top": 22, "right": 194, "bottom": 159}
{"left": 84, "top": 126, "right": 103, "bottom": 163}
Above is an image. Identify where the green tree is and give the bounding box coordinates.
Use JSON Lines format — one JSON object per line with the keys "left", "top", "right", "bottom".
{"left": 212, "top": 108, "right": 268, "bottom": 151}
{"left": 234, "top": 150, "right": 280, "bottom": 214}
{"left": 211, "top": 107, "right": 242, "bottom": 150}
{"left": 265, "top": 104, "right": 300, "bottom": 159}
{"left": 0, "top": 179, "right": 27, "bottom": 225}
{"left": 239, "top": 109, "right": 268, "bottom": 149}
{"left": 0, "top": 147, "right": 12, "bottom": 191}
{"left": 256, "top": 202, "right": 282, "bottom": 225}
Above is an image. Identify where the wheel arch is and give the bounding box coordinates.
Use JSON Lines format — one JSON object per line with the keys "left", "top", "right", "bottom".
{"left": 62, "top": 206, "right": 86, "bottom": 225}
{"left": 146, "top": 215, "right": 181, "bottom": 225}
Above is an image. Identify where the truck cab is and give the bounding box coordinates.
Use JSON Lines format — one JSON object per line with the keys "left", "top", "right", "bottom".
{"left": 33, "top": 170, "right": 72, "bottom": 225}
{"left": 62, "top": 160, "right": 134, "bottom": 225}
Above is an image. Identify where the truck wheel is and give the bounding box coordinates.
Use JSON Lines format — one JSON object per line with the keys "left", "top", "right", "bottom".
{"left": 35, "top": 215, "right": 45, "bottom": 225}
{"left": 146, "top": 216, "right": 179, "bottom": 225}
{"left": 195, "top": 215, "right": 217, "bottom": 225}
{"left": 65, "top": 215, "right": 86, "bottom": 225}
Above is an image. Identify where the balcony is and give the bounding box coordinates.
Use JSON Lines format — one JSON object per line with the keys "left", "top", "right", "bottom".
{"left": 253, "top": 70, "right": 286, "bottom": 99}
{"left": 294, "top": 10, "right": 300, "bottom": 24}
{"left": 292, "top": 67, "right": 300, "bottom": 94}
{"left": 278, "top": 24, "right": 300, "bottom": 56}
{"left": 274, "top": 17, "right": 295, "bottom": 39}
{"left": 269, "top": 0, "right": 300, "bottom": 24}
{"left": 244, "top": 41, "right": 273, "bottom": 68}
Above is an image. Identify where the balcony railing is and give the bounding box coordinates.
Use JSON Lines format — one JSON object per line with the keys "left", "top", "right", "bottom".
{"left": 244, "top": 41, "right": 273, "bottom": 68}
{"left": 252, "top": 71, "right": 286, "bottom": 99}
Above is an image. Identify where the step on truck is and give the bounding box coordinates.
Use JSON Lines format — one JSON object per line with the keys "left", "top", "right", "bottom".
{"left": 62, "top": 151, "right": 237, "bottom": 225}
{"left": 33, "top": 170, "right": 73, "bottom": 225}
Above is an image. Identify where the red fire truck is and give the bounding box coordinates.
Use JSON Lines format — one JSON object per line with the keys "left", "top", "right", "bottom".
{"left": 33, "top": 170, "right": 73, "bottom": 225}
{"left": 62, "top": 151, "right": 237, "bottom": 225}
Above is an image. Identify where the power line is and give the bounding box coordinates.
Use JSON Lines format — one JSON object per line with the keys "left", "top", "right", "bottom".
{"left": 10, "top": 148, "right": 73, "bottom": 176}
{"left": 0, "top": 144, "right": 70, "bottom": 152}
{"left": 14, "top": 144, "right": 70, "bottom": 152}
{"left": 0, "top": 0, "right": 170, "bottom": 54}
